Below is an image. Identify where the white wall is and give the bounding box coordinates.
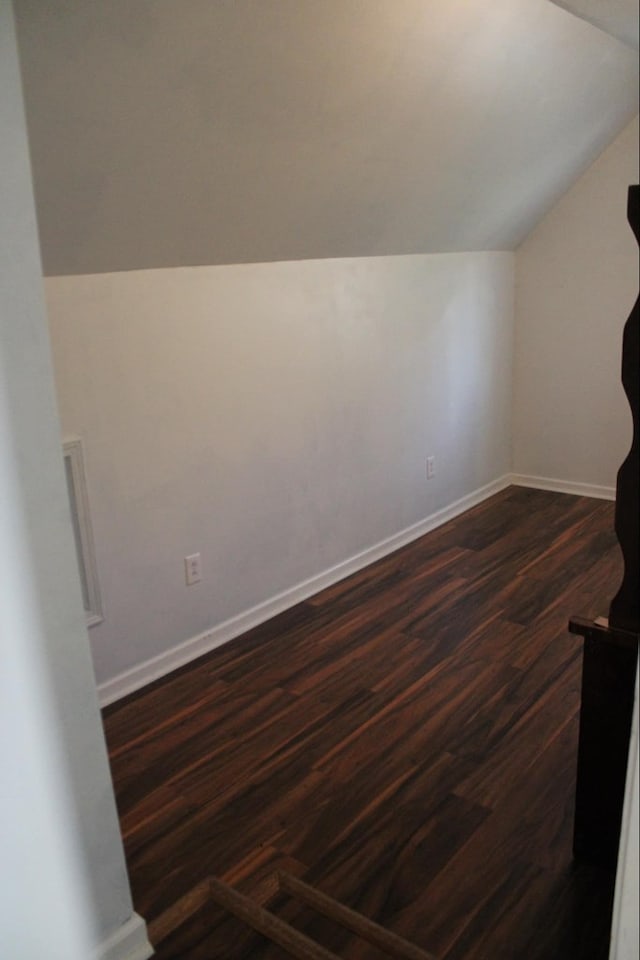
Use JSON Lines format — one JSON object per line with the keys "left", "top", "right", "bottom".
{"left": 45, "top": 252, "right": 514, "bottom": 690}
{"left": 0, "top": 5, "right": 150, "bottom": 960}
{"left": 610, "top": 665, "right": 639, "bottom": 960}
{"left": 513, "top": 114, "right": 639, "bottom": 494}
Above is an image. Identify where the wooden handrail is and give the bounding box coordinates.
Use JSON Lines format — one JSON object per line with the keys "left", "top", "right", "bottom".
{"left": 147, "top": 873, "right": 437, "bottom": 959}
{"left": 208, "top": 877, "right": 341, "bottom": 960}
{"left": 278, "top": 871, "right": 436, "bottom": 960}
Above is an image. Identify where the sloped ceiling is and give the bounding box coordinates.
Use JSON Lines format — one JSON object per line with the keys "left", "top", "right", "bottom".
{"left": 14, "top": 0, "right": 639, "bottom": 276}
{"left": 549, "top": 0, "right": 639, "bottom": 49}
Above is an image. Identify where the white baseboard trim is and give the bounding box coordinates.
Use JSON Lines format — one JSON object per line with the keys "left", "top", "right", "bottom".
{"left": 99, "top": 474, "right": 511, "bottom": 706}
{"left": 93, "top": 913, "right": 153, "bottom": 960}
{"left": 510, "top": 473, "right": 615, "bottom": 501}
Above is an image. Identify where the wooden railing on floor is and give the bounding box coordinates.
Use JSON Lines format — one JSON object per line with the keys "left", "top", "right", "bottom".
{"left": 148, "top": 872, "right": 436, "bottom": 959}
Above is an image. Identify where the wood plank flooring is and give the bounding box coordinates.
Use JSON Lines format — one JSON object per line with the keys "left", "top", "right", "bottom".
{"left": 103, "top": 486, "right": 622, "bottom": 959}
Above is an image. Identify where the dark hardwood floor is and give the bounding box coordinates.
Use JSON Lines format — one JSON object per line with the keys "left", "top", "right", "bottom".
{"left": 103, "top": 486, "right": 622, "bottom": 959}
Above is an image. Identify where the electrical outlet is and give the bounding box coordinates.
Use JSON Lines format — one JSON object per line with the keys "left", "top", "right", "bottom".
{"left": 184, "top": 553, "right": 202, "bottom": 586}
{"left": 426, "top": 456, "right": 435, "bottom": 480}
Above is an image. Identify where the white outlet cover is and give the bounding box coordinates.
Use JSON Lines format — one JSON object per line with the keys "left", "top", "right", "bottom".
{"left": 184, "top": 553, "right": 202, "bottom": 585}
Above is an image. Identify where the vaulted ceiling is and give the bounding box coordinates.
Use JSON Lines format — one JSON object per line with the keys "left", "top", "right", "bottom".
{"left": 549, "top": 0, "right": 639, "bottom": 49}
{"left": 14, "top": 0, "right": 638, "bottom": 276}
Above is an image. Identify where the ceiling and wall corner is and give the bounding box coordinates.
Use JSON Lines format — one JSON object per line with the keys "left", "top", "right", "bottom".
{"left": 549, "top": 0, "right": 639, "bottom": 50}
{"left": 10, "top": 0, "right": 638, "bottom": 688}
{"left": 11, "top": 0, "right": 638, "bottom": 706}
{"left": 513, "top": 114, "right": 639, "bottom": 490}
{"left": 14, "top": 0, "right": 639, "bottom": 276}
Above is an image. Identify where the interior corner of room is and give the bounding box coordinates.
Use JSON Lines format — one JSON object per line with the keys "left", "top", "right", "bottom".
{"left": 46, "top": 111, "right": 639, "bottom": 703}
{"left": 3, "top": 1, "right": 638, "bottom": 959}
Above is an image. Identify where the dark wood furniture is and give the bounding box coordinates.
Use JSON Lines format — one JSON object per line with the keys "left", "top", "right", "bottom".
{"left": 570, "top": 184, "right": 640, "bottom": 867}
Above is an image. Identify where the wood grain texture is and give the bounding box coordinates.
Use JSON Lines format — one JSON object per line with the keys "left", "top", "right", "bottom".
{"left": 568, "top": 618, "right": 638, "bottom": 865}
{"left": 609, "top": 184, "right": 639, "bottom": 632}
{"left": 277, "top": 871, "right": 435, "bottom": 960}
{"left": 103, "top": 486, "right": 620, "bottom": 959}
{"left": 207, "top": 877, "right": 342, "bottom": 960}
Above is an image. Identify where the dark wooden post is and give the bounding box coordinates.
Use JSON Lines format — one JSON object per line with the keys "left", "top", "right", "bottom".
{"left": 569, "top": 184, "right": 640, "bottom": 867}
